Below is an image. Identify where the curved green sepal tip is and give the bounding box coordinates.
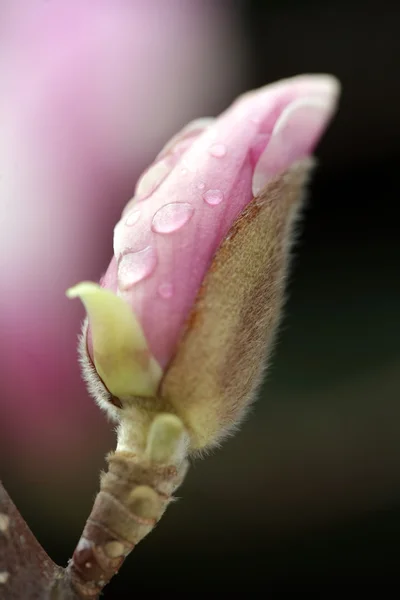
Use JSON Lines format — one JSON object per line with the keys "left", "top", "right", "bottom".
{"left": 67, "top": 282, "right": 162, "bottom": 398}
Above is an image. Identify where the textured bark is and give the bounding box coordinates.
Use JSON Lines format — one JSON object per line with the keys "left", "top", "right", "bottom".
{"left": 0, "top": 447, "right": 188, "bottom": 600}
{"left": 0, "top": 411, "right": 188, "bottom": 599}
{"left": 0, "top": 480, "right": 79, "bottom": 600}
{"left": 66, "top": 452, "right": 188, "bottom": 598}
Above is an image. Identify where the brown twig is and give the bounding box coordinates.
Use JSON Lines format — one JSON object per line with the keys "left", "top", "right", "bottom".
{"left": 0, "top": 412, "right": 189, "bottom": 599}
{"left": 66, "top": 447, "right": 188, "bottom": 598}
{"left": 0, "top": 480, "right": 79, "bottom": 599}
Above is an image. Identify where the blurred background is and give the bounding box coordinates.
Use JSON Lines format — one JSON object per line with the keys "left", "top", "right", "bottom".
{"left": 1, "top": 0, "right": 399, "bottom": 593}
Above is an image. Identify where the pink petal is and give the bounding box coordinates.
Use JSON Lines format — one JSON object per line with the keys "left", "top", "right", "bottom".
{"left": 97, "top": 75, "right": 340, "bottom": 369}
{"left": 0, "top": 0, "right": 245, "bottom": 464}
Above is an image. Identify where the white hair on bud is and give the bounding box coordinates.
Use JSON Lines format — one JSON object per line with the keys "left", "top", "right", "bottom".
{"left": 78, "top": 318, "right": 121, "bottom": 421}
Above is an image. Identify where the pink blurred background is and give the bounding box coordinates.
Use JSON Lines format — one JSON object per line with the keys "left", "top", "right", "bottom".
{"left": 1, "top": 0, "right": 400, "bottom": 590}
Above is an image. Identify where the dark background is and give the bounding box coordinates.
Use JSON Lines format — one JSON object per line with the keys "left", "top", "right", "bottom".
{"left": 2, "top": 0, "right": 400, "bottom": 594}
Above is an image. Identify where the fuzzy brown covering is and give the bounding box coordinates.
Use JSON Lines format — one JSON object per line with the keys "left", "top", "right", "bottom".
{"left": 162, "top": 159, "right": 314, "bottom": 449}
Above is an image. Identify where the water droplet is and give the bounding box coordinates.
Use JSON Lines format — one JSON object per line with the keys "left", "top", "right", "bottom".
{"left": 250, "top": 115, "right": 261, "bottom": 124}
{"left": 180, "top": 167, "right": 188, "bottom": 175}
{"left": 203, "top": 189, "right": 224, "bottom": 206}
{"left": 118, "top": 246, "right": 157, "bottom": 290}
{"left": 158, "top": 282, "right": 174, "bottom": 299}
{"left": 125, "top": 209, "right": 141, "bottom": 227}
{"left": 197, "top": 182, "right": 205, "bottom": 190}
{"left": 209, "top": 143, "right": 227, "bottom": 158}
{"left": 158, "top": 118, "right": 214, "bottom": 158}
{"left": 152, "top": 202, "right": 194, "bottom": 234}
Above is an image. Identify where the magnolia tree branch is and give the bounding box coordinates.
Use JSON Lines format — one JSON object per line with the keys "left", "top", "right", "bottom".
{"left": 0, "top": 480, "right": 78, "bottom": 599}
{"left": 0, "top": 413, "right": 189, "bottom": 599}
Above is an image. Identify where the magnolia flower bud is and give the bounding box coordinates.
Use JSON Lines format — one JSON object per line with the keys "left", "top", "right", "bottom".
{"left": 68, "top": 74, "right": 340, "bottom": 453}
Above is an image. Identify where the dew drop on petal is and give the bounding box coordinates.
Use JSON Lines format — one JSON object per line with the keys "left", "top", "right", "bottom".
{"left": 180, "top": 167, "right": 188, "bottom": 175}
{"left": 197, "top": 182, "right": 205, "bottom": 190}
{"left": 125, "top": 209, "right": 141, "bottom": 227}
{"left": 209, "top": 143, "right": 227, "bottom": 158}
{"left": 158, "top": 117, "right": 214, "bottom": 158}
{"left": 203, "top": 189, "right": 224, "bottom": 206}
{"left": 158, "top": 282, "right": 174, "bottom": 299}
{"left": 152, "top": 202, "right": 194, "bottom": 234}
{"left": 118, "top": 246, "right": 157, "bottom": 290}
